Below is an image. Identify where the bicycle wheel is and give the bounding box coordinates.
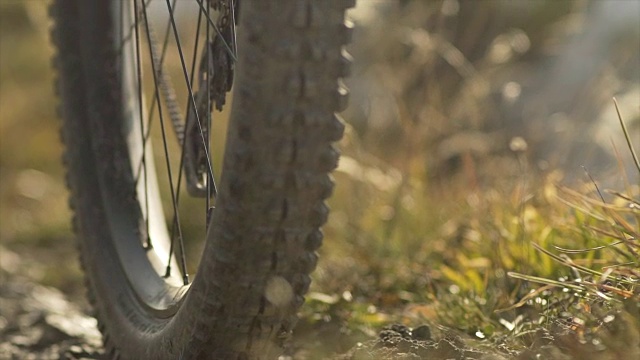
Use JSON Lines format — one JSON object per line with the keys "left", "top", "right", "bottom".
{"left": 50, "top": 0, "right": 353, "bottom": 358}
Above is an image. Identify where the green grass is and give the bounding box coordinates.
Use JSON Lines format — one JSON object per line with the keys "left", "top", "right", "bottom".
{"left": 299, "top": 117, "right": 639, "bottom": 358}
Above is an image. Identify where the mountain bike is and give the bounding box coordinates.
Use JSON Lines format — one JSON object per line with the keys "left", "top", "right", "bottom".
{"left": 50, "top": 0, "right": 353, "bottom": 358}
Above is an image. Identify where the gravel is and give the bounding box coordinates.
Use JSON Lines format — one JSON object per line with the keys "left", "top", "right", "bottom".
{"left": 0, "top": 246, "right": 103, "bottom": 360}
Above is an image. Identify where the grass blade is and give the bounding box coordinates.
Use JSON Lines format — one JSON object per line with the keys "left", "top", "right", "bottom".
{"left": 613, "top": 97, "right": 640, "bottom": 174}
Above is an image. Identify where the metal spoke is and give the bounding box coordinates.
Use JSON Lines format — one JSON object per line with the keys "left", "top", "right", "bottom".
{"left": 132, "top": 0, "right": 151, "bottom": 249}
{"left": 230, "top": 0, "right": 237, "bottom": 54}
{"left": 166, "top": 0, "right": 220, "bottom": 282}
{"left": 133, "top": 0, "right": 180, "bottom": 186}
{"left": 140, "top": 0, "right": 190, "bottom": 285}
{"left": 205, "top": 0, "right": 213, "bottom": 220}
{"left": 195, "top": 0, "right": 237, "bottom": 62}
{"left": 163, "top": 0, "right": 217, "bottom": 201}
{"left": 166, "top": 0, "right": 206, "bottom": 277}
{"left": 118, "top": 0, "right": 155, "bottom": 54}
{"left": 162, "top": 0, "right": 221, "bottom": 284}
{"left": 123, "top": 0, "right": 235, "bottom": 283}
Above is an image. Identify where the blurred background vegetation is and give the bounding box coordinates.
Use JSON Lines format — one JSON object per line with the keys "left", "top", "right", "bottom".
{"left": 1, "top": 0, "right": 638, "bottom": 358}
{"left": 0, "top": 1, "right": 80, "bottom": 298}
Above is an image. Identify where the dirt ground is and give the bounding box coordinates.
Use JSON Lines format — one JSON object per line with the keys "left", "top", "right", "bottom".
{"left": 0, "top": 246, "right": 103, "bottom": 359}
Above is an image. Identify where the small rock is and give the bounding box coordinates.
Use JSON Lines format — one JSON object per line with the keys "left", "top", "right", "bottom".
{"left": 382, "top": 324, "right": 412, "bottom": 339}
{"left": 411, "top": 325, "right": 431, "bottom": 341}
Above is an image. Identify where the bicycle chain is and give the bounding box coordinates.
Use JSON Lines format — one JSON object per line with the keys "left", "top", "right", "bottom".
{"left": 144, "top": 20, "right": 186, "bottom": 145}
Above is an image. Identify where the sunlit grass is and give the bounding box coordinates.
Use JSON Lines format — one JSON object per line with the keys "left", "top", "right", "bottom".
{"left": 302, "top": 109, "right": 639, "bottom": 357}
